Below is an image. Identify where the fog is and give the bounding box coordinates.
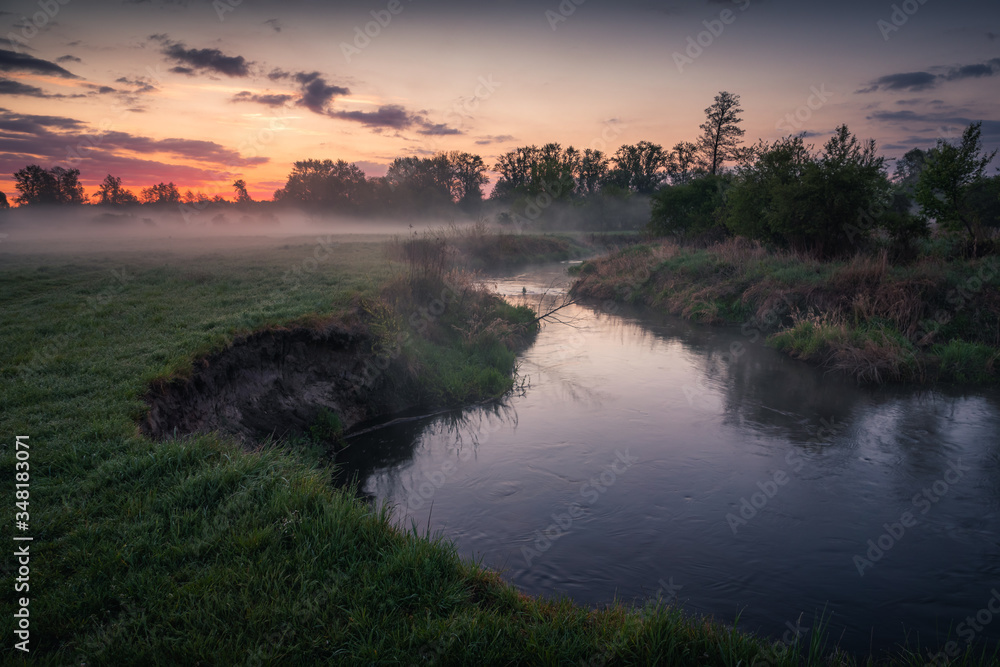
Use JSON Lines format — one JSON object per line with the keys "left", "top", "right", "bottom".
{"left": 0, "top": 205, "right": 472, "bottom": 255}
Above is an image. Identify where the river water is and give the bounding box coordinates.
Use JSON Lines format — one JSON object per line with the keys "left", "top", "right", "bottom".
{"left": 336, "top": 263, "right": 1000, "bottom": 659}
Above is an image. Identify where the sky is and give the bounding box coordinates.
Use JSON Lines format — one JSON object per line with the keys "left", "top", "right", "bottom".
{"left": 0, "top": 0, "right": 998, "bottom": 201}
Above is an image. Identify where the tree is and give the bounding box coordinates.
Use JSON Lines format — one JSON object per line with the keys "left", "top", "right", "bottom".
{"left": 725, "top": 127, "right": 892, "bottom": 257}
{"left": 916, "top": 122, "right": 998, "bottom": 251}
{"left": 649, "top": 175, "right": 729, "bottom": 239}
{"left": 610, "top": 141, "right": 668, "bottom": 194}
{"left": 893, "top": 148, "right": 927, "bottom": 195}
{"left": 232, "top": 179, "right": 253, "bottom": 204}
{"left": 698, "top": 91, "right": 745, "bottom": 176}
{"left": 141, "top": 182, "right": 181, "bottom": 205}
{"left": 13, "top": 164, "right": 84, "bottom": 205}
{"left": 51, "top": 167, "right": 85, "bottom": 204}
{"left": 446, "top": 152, "right": 489, "bottom": 206}
{"left": 666, "top": 141, "right": 703, "bottom": 185}
{"left": 94, "top": 174, "right": 139, "bottom": 205}
{"left": 576, "top": 149, "right": 609, "bottom": 195}
{"left": 0, "top": 191, "right": 8, "bottom": 209}
{"left": 273, "top": 159, "right": 370, "bottom": 210}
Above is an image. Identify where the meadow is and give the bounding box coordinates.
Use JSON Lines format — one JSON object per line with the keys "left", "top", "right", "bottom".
{"left": 1, "top": 229, "right": 996, "bottom": 665}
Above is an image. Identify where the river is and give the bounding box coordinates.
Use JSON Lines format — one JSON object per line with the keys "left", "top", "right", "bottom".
{"left": 335, "top": 263, "right": 1000, "bottom": 659}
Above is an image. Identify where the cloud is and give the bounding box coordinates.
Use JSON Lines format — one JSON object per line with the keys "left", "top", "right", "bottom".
{"left": 0, "top": 49, "right": 79, "bottom": 79}
{"left": 475, "top": 134, "right": 515, "bottom": 145}
{"left": 418, "top": 122, "right": 461, "bottom": 136}
{"left": 0, "top": 78, "right": 86, "bottom": 98}
{"left": 232, "top": 90, "right": 294, "bottom": 106}
{"left": 115, "top": 76, "right": 158, "bottom": 94}
{"left": 56, "top": 55, "right": 82, "bottom": 64}
{"left": 860, "top": 59, "right": 1000, "bottom": 93}
{"left": 0, "top": 108, "right": 267, "bottom": 184}
{"left": 858, "top": 71, "right": 937, "bottom": 93}
{"left": 296, "top": 72, "right": 350, "bottom": 114}
{"left": 153, "top": 36, "right": 252, "bottom": 77}
{"left": 263, "top": 18, "right": 282, "bottom": 32}
{"left": 329, "top": 105, "right": 413, "bottom": 129}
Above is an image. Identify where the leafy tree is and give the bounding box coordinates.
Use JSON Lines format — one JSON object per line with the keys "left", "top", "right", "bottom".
{"left": 232, "top": 179, "right": 253, "bottom": 204}
{"left": 576, "top": 149, "right": 609, "bottom": 195}
{"left": 610, "top": 141, "right": 668, "bottom": 194}
{"left": 491, "top": 144, "right": 577, "bottom": 200}
{"left": 446, "top": 151, "right": 489, "bottom": 206}
{"left": 141, "top": 182, "right": 181, "bottom": 205}
{"left": 273, "top": 159, "right": 370, "bottom": 210}
{"left": 13, "top": 165, "right": 84, "bottom": 205}
{"left": 649, "top": 175, "right": 729, "bottom": 239}
{"left": 916, "top": 122, "right": 998, "bottom": 251}
{"left": 725, "top": 127, "right": 891, "bottom": 257}
{"left": 893, "top": 148, "right": 927, "bottom": 195}
{"left": 0, "top": 191, "right": 7, "bottom": 209}
{"left": 698, "top": 91, "right": 745, "bottom": 176}
{"left": 385, "top": 155, "right": 454, "bottom": 210}
{"left": 667, "top": 141, "right": 703, "bottom": 185}
{"left": 94, "top": 174, "right": 139, "bottom": 205}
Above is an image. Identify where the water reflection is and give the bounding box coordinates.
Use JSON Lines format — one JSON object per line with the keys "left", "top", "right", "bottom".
{"left": 336, "top": 266, "right": 1000, "bottom": 659}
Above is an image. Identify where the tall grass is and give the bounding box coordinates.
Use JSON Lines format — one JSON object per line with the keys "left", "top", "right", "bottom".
{"left": 571, "top": 238, "right": 1000, "bottom": 384}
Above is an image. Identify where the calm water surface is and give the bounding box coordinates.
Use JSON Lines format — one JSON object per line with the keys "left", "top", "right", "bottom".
{"left": 337, "top": 264, "right": 1000, "bottom": 658}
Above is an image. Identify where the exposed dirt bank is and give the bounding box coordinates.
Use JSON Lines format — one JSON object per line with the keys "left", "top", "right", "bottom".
{"left": 141, "top": 322, "right": 382, "bottom": 444}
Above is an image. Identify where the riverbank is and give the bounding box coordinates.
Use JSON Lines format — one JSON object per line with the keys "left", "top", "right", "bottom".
{"left": 570, "top": 238, "right": 1000, "bottom": 385}
{"left": 1, "top": 233, "right": 995, "bottom": 665}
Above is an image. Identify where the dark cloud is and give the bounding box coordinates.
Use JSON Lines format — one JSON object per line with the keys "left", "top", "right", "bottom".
{"left": 475, "top": 134, "right": 515, "bottom": 145}
{"left": 0, "top": 49, "right": 79, "bottom": 79}
{"left": 296, "top": 72, "right": 350, "bottom": 114}
{"left": 329, "top": 105, "right": 414, "bottom": 129}
{"left": 860, "top": 59, "right": 1000, "bottom": 93}
{"left": 232, "top": 91, "right": 294, "bottom": 106}
{"left": 263, "top": 18, "right": 282, "bottom": 32}
{"left": 0, "top": 79, "right": 80, "bottom": 98}
{"left": 153, "top": 36, "right": 252, "bottom": 77}
{"left": 56, "top": 55, "right": 82, "bottom": 64}
{"left": 858, "top": 71, "right": 937, "bottom": 93}
{"left": 115, "top": 76, "right": 158, "bottom": 94}
{"left": 418, "top": 122, "right": 461, "bottom": 136}
{"left": 0, "top": 108, "right": 267, "bottom": 178}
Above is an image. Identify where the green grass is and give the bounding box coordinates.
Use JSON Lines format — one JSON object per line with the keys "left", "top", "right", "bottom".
{"left": 2, "top": 234, "right": 997, "bottom": 665}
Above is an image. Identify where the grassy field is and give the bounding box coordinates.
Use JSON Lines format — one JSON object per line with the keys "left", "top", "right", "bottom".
{"left": 570, "top": 238, "right": 1000, "bottom": 385}
{"left": 2, "top": 232, "right": 997, "bottom": 665}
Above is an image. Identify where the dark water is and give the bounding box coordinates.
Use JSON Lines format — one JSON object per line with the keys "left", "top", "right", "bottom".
{"left": 336, "top": 264, "right": 1000, "bottom": 659}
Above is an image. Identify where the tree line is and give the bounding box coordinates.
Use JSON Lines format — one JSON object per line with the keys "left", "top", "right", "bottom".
{"left": 4, "top": 89, "right": 998, "bottom": 257}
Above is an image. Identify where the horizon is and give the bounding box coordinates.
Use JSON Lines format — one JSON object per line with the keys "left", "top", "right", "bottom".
{"left": 1, "top": 0, "right": 998, "bottom": 203}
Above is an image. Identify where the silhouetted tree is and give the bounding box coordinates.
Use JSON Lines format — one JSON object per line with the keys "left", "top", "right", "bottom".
{"left": 446, "top": 151, "right": 489, "bottom": 206}
{"left": 141, "top": 182, "right": 181, "bottom": 204}
{"left": 667, "top": 141, "right": 703, "bottom": 185}
{"left": 0, "top": 191, "right": 8, "bottom": 209}
{"left": 610, "top": 141, "right": 668, "bottom": 194}
{"left": 273, "top": 159, "right": 369, "bottom": 210}
{"left": 576, "top": 149, "right": 609, "bottom": 195}
{"left": 94, "top": 174, "right": 139, "bottom": 205}
{"left": 13, "top": 165, "right": 84, "bottom": 205}
{"left": 232, "top": 179, "right": 253, "bottom": 203}
{"left": 698, "top": 91, "right": 745, "bottom": 176}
